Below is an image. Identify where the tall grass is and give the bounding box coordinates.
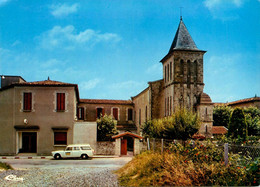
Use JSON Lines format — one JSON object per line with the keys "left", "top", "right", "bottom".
{"left": 116, "top": 142, "right": 259, "bottom": 186}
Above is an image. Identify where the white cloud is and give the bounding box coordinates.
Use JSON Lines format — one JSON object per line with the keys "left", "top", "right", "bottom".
{"left": 80, "top": 79, "right": 101, "bottom": 90}
{"left": 41, "top": 59, "right": 62, "bottom": 69}
{"left": 37, "top": 25, "right": 121, "bottom": 50}
{"left": 0, "top": 0, "right": 10, "bottom": 6}
{"left": 204, "top": 0, "right": 245, "bottom": 21}
{"left": 145, "top": 63, "right": 162, "bottom": 75}
{"left": 204, "top": 0, "right": 243, "bottom": 9}
{"left": 50, "top": 3, "right": 79, "bottom": 18}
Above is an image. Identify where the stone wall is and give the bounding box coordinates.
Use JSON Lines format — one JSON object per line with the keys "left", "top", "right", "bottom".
{"left": 95, "top": 141, "right": 115, "bottom": 155}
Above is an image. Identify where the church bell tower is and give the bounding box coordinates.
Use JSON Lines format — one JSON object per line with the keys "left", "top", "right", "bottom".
{"left": 160, "top": 18, "right": 206, "bottom": 113}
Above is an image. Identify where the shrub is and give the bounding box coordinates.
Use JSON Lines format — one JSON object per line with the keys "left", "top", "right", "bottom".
{"left": 142, "top": 108, "right": 200, "bottom": 141}
{"left": 228, "top": 108, "right": 247, "bottom": 140}
{"left": 97, "top": 114, "right": 118, "bottom": 141}
{"left": 213, "top": 105, "right": 233, "bottom": 127}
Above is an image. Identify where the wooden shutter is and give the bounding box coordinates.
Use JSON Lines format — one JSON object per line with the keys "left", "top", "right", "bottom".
{"left": 57, "top": 93, "right": 65, "bottom": 111}
{"left": 23, "top": 92, "right": 32, "bottom": 111}
{"left": 113, "top": 108, "right": 118, "bottom": 120}
{"left": 54, "top": 132, "right": 67, "bottom": 145}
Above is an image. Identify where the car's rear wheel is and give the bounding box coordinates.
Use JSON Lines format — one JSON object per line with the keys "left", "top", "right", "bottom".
{"left": 81, "top": 154, "right": 89, "bottom": 159}
{"left": 54, "top": 153, "right": 61, "bottom": 159}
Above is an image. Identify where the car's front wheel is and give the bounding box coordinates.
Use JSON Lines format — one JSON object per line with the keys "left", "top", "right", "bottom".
{"left": 81, "top": 154, "right": 89, "bottom": 159}
{"left": 54, "top": 153, "right": 61, "bottom": 160}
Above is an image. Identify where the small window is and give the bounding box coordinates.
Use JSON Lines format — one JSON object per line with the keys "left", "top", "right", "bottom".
{"left": 77, "top": 107, "right": 85, "bottom": 120}
{"left": 96, "top": 108, "right": 104, "bottom": 118}
{"left": 112, "top": 108, "right": 119, "bottom": 120}
{"left": 56, "top": 93, "right": 65, "bottom": 111}
{"left": 23, "top": 92, "right": 32, "bottom": 111}
{"left": 73, "top": 147, "right": 80, "bottom": 150}
{"left": 81, "top": 146, "right": 91, "bottom": 150}
{"left": 66, "top": 147, "right": 72, "bottom": 151}
{"left": 54, "top": 132, "right": 67, "bottom": 145}
{"left": 127, "top": 108, "right": 133, "bottom": 121}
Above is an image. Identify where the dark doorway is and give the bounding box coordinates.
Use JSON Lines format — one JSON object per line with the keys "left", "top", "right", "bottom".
{"left": 21, "top": 132, "right": 37, "bottom": 153}
{"left": 126, "top": 136, "right": 134, "bottom": 151}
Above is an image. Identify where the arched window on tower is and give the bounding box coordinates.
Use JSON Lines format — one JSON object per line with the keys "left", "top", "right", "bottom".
{"left": 187, "top": 60, "right": 191, "bottom": 83}
{"left": 193, "top": 60, "right": 198, "bottom": 82}
{"left": 180, "top": 60, "right": 184, "bottom": 79}
{"left": 170, "top": 62, "right": 172, "bottom": 81}
{"left": 164, "top": 65, "right": 167, "bottom": 83}
{"left": 167, "top": 64, "right": 170, "bottom": 82}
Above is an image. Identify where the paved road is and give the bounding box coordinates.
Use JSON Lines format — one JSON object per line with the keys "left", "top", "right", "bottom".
{"left": 0, "top": 157, "right": 132, "bottom": 169}
{"left": 0, "top": 157, "right": 132, "bottom": 186}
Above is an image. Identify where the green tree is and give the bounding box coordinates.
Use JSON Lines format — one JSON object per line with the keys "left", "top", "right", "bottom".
{"left": 142, "top": 108, "right": 201, "bottom": 141}
{"left": 213, "top": 105, "right": 233, "bottom": 127}
{"left": 228, "top": 108, "right": 247, "bottom": 140}
{"left": 164, "top": 108, "right": 201, "bottom": 140}
{"left": 97, "top": 114, "right": 118, "bottom": 141}
{"left": 243, "top": 107, "right": 260, "bottom": 136}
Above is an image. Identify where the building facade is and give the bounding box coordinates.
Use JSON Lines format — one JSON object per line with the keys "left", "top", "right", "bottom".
{"left": 0, "top": 78, "right": 79, "bottom": 155}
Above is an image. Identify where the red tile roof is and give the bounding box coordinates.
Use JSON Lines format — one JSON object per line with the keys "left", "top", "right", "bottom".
{"left": 112, "top": 132, "right": 143, "bottom": 139}
{"left": 213, "top": 97, "right": 260, "bottom": 107}
{"left": 227, "top": 97, "right": 260, "bottom": 106}
{"left": 18, "top": 79, "right": 76, "bottom": 86}
{"left": 80, "top": 99, "right": 133, "bottom": 105}
{"left": 212, "top": 126, "right": 228, "bottom": 135}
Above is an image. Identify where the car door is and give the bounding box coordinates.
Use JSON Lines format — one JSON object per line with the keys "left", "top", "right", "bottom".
{"left": 65, "top": 147, "right": 73, "bottom": 158}
{"left": 72, "top": 146, "right": 81, "bottom": 157}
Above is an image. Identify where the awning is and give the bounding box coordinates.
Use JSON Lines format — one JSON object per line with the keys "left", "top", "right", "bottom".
{"left": 52, "top": 126, "right": 69, "bottom": 130}
{"left": 14, "top": 125, "right": 39, "bottom": 130}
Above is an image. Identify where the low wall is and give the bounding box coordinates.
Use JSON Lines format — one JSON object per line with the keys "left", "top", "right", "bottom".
{"left": 95, "top": 141, "right": 115, "bottom": 155}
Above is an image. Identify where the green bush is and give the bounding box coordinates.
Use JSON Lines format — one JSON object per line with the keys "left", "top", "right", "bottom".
{"left": 97, "top": 114, "right": 118, "bottom": 141}
{"left": 142, "top": 108, "right": 200, "bottom": 141}
{"left": 213, "top": 105, "right": 233, "bottom": 127}
{"left": 228, "top": 108, "right": 247, "bottom": 140}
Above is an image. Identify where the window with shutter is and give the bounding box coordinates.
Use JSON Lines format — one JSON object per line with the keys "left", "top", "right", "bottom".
{"left": 56, "top": 93, "right": 65, "bottom": 111}
{"left": 54, "top": 132, "right": 67, "bottom": 145}
{"left": 77, "top": 107, "right": 85, "bottom": 120}
{"left": 112, "top": 108, "right": 119, "bottom": 120}
{"left": 128, "top": 108, "right": 133, "bottom": 121}
{"left": 23, "top": 92, "right": 32, "bottom": 111}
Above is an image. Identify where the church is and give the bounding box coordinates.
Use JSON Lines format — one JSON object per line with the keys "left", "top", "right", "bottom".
{"left": 132, "top": 17, "right": 213, "bottom": 136}
{"left": 0, "top": 18, "right": 213, "bottom": 156}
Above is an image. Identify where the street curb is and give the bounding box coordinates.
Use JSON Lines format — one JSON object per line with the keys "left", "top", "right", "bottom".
{"left": 1, "top": 155, "right": 120, "bottom": 159}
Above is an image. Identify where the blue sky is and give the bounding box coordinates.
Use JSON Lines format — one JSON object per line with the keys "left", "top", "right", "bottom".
{"left": 0, "top": 0, "right": 259, "bottom": 102}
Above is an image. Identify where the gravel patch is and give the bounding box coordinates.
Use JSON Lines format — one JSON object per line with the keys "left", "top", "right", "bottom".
{"left": 0, "top": 167, "right": 119, "bottom": 186}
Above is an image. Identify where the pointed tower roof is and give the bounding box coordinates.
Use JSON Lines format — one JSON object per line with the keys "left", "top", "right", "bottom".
{"left": 169, "top": 18, "right": 198, "bottom": 51}
{"left": 160, "top": 18, "right": 205, "bottom": 63}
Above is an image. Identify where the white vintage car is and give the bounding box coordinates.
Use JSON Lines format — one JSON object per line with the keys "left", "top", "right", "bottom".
{"left": 52, "top": 144, "right": 94, "bottom": 159}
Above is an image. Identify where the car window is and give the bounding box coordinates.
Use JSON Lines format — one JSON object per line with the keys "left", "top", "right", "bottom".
{"left": 81, "top": 146, "right": 91, "bottom": 150}
{"left": 73, "top": 147, "right": 80, "bottom": 150}
{"left": 66, "top": 147, "right": 73, "bottom": 151}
